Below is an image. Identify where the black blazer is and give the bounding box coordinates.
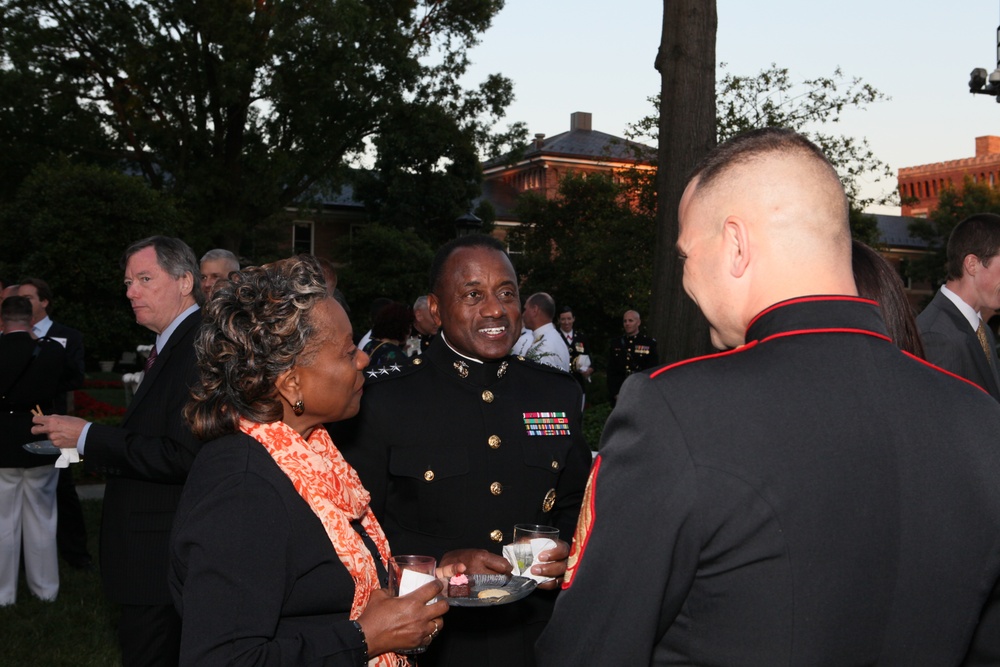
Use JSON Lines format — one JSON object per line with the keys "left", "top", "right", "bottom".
{"left": 83, "top": 309, "right": 202, "bottom": 605}
{"left": 0, "top": 331, "right": 69, "bottom": 467}
{"left": 170, "top": 433, "right": 368, "bottom": 666}
{"left": 917, "top": 289, "right": 1000, "bottom": 401}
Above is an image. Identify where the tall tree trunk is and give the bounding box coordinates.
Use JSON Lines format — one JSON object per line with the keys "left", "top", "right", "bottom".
{"left": 650, "top": 0, "right": 717, "bottom": 363}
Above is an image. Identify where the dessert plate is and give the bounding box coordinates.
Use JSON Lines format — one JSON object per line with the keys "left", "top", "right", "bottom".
{"left": 445, "top": 574, "right": 536, "bottom": 607}
{"left": 23, "top": 440, "right": 60, "bottom": 455}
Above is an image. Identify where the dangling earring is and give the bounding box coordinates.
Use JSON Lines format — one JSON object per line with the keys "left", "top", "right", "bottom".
{"left": 292, "top": 399, "right": 305, "bottom": 416}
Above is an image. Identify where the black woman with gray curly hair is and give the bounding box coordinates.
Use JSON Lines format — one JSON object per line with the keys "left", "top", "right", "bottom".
{"left": 170, "top": 255, "right": 452, "bottom": 666}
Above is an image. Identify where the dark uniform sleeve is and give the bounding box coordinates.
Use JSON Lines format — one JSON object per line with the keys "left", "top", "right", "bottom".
{"left": 171, "top": 469, "right": 366, "bottom": 666}
{"left": 536, "top": 373, "right": 699, "bottom": 666}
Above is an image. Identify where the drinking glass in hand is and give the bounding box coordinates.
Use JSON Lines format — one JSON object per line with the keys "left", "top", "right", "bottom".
{"left": 512, "top": 524, "right": 559, "bottom": 577}
{"left": 388, "top": 555, "right": 437, "bottom": 655}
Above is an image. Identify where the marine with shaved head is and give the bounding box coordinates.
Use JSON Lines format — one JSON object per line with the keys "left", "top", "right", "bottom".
{"left": 537, "top": 128, "right": 1000, "bottom": 666}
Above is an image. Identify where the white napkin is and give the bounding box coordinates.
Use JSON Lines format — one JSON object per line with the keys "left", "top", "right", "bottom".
{"left": 503, "top": 537, "right": 557, "bottom": 583}
{"left": 397, "top": 568, "right": 438, "bottom": 604}
{"left": 55, "top": 447, "right": 80, "bottom": 469}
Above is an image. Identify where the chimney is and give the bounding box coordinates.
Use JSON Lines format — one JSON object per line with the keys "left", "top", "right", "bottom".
{"left": 975, "top": 136, "right": 1000, "bottom": 157}
{"left": 534, "top": 133, "right": 546, "bottom": 149}
{"left": 570, "top": 112, "right": 592, "bottom": 132}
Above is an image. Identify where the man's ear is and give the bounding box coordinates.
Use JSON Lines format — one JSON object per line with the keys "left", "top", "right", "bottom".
{"left": 274, "top": 366, "right": 301, "bottom": 409}
{"left": 965, "top": 254, "right": 981, "bottom": 277}
{"left": 723, "top": 216, "right": 751, "bottom": 278}
{"left": 179, "top": 271, "right": 194, "bottom": 297}
{"left": 428, "top": 293, "right": 443, "bottom": 328}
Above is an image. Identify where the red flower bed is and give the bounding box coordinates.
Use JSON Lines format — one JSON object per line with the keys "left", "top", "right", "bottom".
{"left": 84, "top": 379, "right": 125, "bottom": 390}
{"left": 74, "top": 390, "right": 126, "bottom": 421}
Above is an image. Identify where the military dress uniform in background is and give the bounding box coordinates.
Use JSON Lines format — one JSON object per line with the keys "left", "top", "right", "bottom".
{"left": 606, "top": 332, "right": 659, "bottom": 404}
{"left": 558, "top": 328, "right": 591, "bottom": 394}
{"left": 331, "top": 338, "right": 592, "bottom": 667}
{"left": 0, "top": 332, "right": 70, "bottom": 604}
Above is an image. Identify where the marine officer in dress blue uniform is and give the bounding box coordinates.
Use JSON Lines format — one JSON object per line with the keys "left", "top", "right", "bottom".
{"left": 331, "top": 234, "right": 591, "bottom": 667}
{"left": 606, "top": 309, "right": 659, "bottom": 405}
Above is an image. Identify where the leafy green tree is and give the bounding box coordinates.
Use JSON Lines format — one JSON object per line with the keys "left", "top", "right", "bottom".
{"left": 1, "top": 0, "right": 518, "bottom": 251}
{"left": 0, "top": 161, "right": 188, "bottom": 367}
{"left": 627, "top": 64, "right": 896, "bottom": 212}
{"left": 352, "top": 99, "right": 515, "bottom": 247}
{"left": 509, "top": 172, "right": 655, "bottom": 361}
{"left": 908, "top": 177, "right": 1000, "bottom": 286}
{"left": 335, "top": 224, "right": 436, "bottom": 333}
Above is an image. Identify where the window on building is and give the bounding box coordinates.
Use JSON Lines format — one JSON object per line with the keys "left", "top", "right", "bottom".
{"left": 293, "top": 221, "right": 313, "bottom": 255}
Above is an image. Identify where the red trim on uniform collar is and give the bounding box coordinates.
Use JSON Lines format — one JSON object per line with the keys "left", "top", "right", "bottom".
{"left": 903, "top": 350, "right": 992, "bottom": 396}
{"left": 758, "top": 327, "right": 892, "bottom": 345}
{"left": 650, "top": 341, "right": 759, "bottom": 379}
{"left": 746, "top": 295, "right": 877, "bottom": 333}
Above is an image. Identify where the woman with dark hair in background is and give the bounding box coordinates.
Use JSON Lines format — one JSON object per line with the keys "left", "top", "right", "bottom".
{"left": 171, "top": 256, "right": 449, "bottom": 665}
{"left": 363, "top": 302, "right": 412, "bottom": 370}
{"left": 852, "top": 240, "right": 926, "bottom": 358}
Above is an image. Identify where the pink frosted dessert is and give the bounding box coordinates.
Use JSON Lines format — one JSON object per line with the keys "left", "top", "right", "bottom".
{"left": 448, "top": 573, "right": 470, "bottom": 598}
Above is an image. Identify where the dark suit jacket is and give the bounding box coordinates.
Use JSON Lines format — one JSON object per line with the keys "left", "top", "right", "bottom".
{"left": 0, "top": 331, "right": 68, "bottom": 467}
{"left": 170, "top": 433, "right": 368, "bottom": 666}
{"left": 538, "top": 298, "right": 1000, "bottom": 666}
{"left": 45, "top": 321, "right": 85, "bottom": 414}
{"left": 917, "top": 289, "right": 1000, "bottom": 401}
{"left": 84, "top": 309, "right": 202, "bottom": 605}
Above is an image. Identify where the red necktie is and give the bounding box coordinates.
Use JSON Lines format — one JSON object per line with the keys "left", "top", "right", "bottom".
{"left": 144, "top": 345, "right": 158, "bottom": 373}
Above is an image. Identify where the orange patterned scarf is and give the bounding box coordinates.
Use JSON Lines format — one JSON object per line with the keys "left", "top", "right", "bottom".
{"left": 239, "top": 419, "right": 407, "bottom": 667}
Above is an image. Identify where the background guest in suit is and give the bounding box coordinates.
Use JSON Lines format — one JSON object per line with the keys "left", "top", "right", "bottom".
{"left": 32, "top": 236, "right": 203, "bottom": 666}
{"left": 173, "top": 255, "right": 449, "bottom": 665}
{"left": 916, "top": 213, "right": 1000, "bottom": 400}
{"left": 538, "top": 128, "right": 1000, "bottom": 666}
{"left": 851, "top": 241, "right": 926, "bottom": 358}
{"left": 0, "top": 296, "right": 71, "bottom": 605}
{"left": 198, "top": 248, "right": 240, "bottom": 300}
{"left": 17, "top": 277, "right": 92, "bottom": 570}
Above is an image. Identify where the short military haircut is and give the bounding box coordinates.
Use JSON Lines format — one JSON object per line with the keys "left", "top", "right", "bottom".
{"left": 559, "top": 305, "right": 574, "bottom": 316}
{"left": 123, "top": 236, "right": 204, "bottom": 306}
{"left": 413, "top": 295, "right": 430, "bottom": 311}
{"left": 1, "top": 295, "right": 32, "bottom": 323}
{"left": 526, "top": 292, "right": 556, "bottom": 319}
{"left": 689, "top": 128, "right": 847, "bottom": 220}
{"left": 428, "top": 234, "right": 512, "bottom": 294}
{"left": 200, "top": 248, "right": 240, "bottom": 270}
{"left": 945, "top": 213, "right": 1000, "bottom": 281}
{"left": 18, "top": 277, "right": 53, "bottom": 314}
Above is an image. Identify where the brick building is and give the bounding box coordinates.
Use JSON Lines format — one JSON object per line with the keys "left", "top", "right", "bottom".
{"left": 479, "top": 111, "right": 655, "bottom": 240}
{"left": 898, "top": 136, "right": 1000, "bottom": 217}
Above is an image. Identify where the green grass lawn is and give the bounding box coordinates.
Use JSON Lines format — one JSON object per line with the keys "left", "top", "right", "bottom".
{"left": 0, "top": 499, "right": 119, "bottom": 666}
